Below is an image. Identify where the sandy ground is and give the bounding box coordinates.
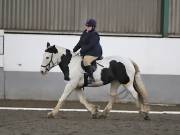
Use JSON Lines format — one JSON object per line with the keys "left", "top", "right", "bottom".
{"left": 0, "top": 100, "right": 180, "bottom": 135}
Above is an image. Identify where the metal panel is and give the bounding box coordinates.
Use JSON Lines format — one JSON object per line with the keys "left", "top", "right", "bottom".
{"left": 169, "top": 0, "right": 180, "bottom": 36}
{"left": 76, "top": 0, "right": 161, "bottom": 34}
{"left": 0, "top": 0, "right": 2, "bottom": 28}
{"left": 0, "top": 0, "right": 161, "bottom": 35}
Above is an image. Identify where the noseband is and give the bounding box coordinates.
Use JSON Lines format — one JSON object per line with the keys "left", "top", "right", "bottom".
{"left": 41, "top": 53, "right": 55, "bottom": 71}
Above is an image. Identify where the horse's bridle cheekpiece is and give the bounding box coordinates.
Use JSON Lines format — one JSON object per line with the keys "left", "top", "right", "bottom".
{"left": 41, "top": 53, "right": 55, "bottom": 71}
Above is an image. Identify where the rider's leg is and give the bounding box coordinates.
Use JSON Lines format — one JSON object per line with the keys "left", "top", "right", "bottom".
{"left": 83, "top": 55, "right": 97, "bottom": 83}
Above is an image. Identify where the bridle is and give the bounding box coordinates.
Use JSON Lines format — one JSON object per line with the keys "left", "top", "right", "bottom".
{"left": 41, "top": 53, "right": 56, "bottom": 71}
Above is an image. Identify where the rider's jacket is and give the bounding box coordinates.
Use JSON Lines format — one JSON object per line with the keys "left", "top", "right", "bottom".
{"left": 73, "top": 29, "right": 102, "bottom": 57}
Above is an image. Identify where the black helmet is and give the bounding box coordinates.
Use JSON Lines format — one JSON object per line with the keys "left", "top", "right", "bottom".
{"left": 85, "top": 19, "right": 96, "bottom": 27}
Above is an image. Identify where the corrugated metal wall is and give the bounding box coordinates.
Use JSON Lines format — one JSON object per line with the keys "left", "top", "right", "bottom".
{"left": 0, "top": 0, "right": 76, "bottom": 31}
{"left": 0, "top": 0, "right": 167, "bottom": 35}
{"left": 169, "top": 0, "right": 180, "bottom": 35}
{"left": 78, "top": 0, "right": 162, "bottom": 34}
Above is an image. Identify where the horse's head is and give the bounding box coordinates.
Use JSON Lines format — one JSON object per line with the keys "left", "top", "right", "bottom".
{"left": 40, "top": 42, "right": 60, "bottom": 75}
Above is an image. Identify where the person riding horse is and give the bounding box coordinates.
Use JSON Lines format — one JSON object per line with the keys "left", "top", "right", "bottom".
{"left": 73, "top": 19, "right": 103, "bottom": 83}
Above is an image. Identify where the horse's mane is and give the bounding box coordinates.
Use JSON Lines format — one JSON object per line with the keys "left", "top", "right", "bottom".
{"left": 55, "top": 45, "right": 81, "bottom": 58}
{"left": 46, "top": 45, "right": 77, "bottom": 56}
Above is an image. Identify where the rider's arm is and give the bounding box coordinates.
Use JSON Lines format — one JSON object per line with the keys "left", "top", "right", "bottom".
{"left": 73, "top": 41, "right": 81, "bottom": 52}
{"left": 73, "top": 31, "right": 86, "bottom": 52}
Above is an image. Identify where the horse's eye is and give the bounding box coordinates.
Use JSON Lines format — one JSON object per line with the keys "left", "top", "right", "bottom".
{"left": 46, "top": 57, "right": 49, "bottom": 59}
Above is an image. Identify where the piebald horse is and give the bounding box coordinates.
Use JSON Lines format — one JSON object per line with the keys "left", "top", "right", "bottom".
{"left": 41, "top": 42, "right": 150, "bottom": 120}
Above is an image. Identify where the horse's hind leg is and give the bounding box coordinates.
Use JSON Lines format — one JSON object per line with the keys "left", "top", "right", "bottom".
{"left": 133, "top": 73, "right": 150, "bottom": 120}
{"left": 76, "top": 89, "right": 99, "bottom": 119}
{"left": 99, "top": 81, "right": 120, "bottom": 119}
{"left": 125, "top": 81, "right": 150, "bottom": 120}
{"left": 124, "top": 82, "right": 139, "bottom": 107}
{"left": 132, "top": 60, "right": 150, "bottom": 120}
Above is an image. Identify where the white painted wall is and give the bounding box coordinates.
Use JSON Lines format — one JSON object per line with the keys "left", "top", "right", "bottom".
{"left": 4, "top": 34, "right": 180, "bottom": 75}
{"left": 0, "top": 30, "right": 4, "bottom": 36}
{"left": 0, "top": 36, "right": 3, "bottom": 55}
{"left": 0, "top": 55, "right": 3, "bottom": 67}
{"left": 0, "top": 30, "right": 4, "bottom": 67}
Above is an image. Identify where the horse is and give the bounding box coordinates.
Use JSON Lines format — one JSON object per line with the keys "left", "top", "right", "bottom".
{"left": 40, "top": 42, "right": 150, "bottom": 120}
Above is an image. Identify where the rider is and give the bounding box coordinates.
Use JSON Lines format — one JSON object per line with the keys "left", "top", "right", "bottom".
{"left": 73, "top": 18, "right": 103, "bottom": 83}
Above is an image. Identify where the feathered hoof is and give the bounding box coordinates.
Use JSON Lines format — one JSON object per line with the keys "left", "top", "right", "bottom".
{"left": 47, "top": 111, "right": 55, "bottom": 119}
{"left": 144, "top": 115, "right": 151, "bottom": 120}
{"left": 91, "top": 113, "right": 99, "bottom": 119}
{"left": 140, "top": 111, "right": 151, "bottom": 121}
{"left": 98, "top": 111, "right": 109, "bottom": 119}
{"left": 91, "top": 105, "right": 100, "bottom": 119}
{"left": 91, "top": 111, "right": 108, "bottom": 119}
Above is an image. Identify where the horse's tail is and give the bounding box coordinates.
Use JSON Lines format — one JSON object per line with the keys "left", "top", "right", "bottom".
{"left": 131, "top": 60, "right": 150, "bottom": 112}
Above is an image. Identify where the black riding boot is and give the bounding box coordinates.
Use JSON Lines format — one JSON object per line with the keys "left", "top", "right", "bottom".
{"left": 85, "top": 65, "right": 95, "bottom": 84}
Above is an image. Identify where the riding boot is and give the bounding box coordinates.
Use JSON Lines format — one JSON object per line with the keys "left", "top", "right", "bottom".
{"left": 85, "top": 65, "right": 95, "bottom": 84}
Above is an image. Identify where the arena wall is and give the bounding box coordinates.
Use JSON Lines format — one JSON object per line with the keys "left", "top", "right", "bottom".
{"left": 1, "top": 33, "right": 180, "bottom": 104}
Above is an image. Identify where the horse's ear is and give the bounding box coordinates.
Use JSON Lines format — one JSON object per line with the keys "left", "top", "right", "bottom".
{"left": 52, "top": 45, "right": 58, "bottom": 53}
{"left": 47, "top": 42, "right": 50, "bottom": 48}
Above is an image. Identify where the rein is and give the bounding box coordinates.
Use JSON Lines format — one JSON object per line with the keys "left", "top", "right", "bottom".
{"left": 41, "top": 53, "right": 55, "bottom": 71}
{"left": 96, "top": 62, "right": 104, "bottom": 67}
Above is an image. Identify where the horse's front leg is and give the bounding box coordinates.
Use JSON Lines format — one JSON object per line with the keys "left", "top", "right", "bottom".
{"left": 76, "top": 89, "right": 100, "bottom": 119}
{"left": 100, "top": 81, "right": 120, "bottom": 119}
{"left": 47, "top": 80, "right": 78, "bottom": 118}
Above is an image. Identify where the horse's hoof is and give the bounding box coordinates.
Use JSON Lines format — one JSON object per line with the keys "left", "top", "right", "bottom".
{"left": 47, "top": 112, "right": 55, "bottom": 119}
{"left": 144, "top": 115, "right": 151, "bottom": 121}
{"left": 98, "top": 111, "right": 108, "bottom": 119}
{"left": 140, "top": 112, "right": 151, "bottom": 121}
{"left": 91, "top": 105, "right": 100, "bottom": 119}
{"left": 91, "top": 113, "right": 98, "bottom": 119}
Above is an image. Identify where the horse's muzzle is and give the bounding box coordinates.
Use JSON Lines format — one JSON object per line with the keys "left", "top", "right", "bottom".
{"left": 40, "top": 70, "right": 44, "bottom": 74}
{"left": 40, "top": 70, "right": 47, "bottom": 75}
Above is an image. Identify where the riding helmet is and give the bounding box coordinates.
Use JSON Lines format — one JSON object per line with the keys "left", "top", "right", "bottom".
{"left": 85, "top": 19, "right": 96, "bottom": 27}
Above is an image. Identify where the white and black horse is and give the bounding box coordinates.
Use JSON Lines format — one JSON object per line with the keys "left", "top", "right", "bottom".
{"left": 41, "top": 42, "right": 150, "bottom": 120}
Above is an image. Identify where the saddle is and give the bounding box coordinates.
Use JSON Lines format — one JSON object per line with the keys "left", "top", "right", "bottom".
{"left": 81, "top": 56, "right": 103, "bottom": 72}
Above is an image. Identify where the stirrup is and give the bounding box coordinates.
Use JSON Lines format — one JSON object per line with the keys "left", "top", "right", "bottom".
{"left": 88, "top": 77, "right": 95, "bottom": 84}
